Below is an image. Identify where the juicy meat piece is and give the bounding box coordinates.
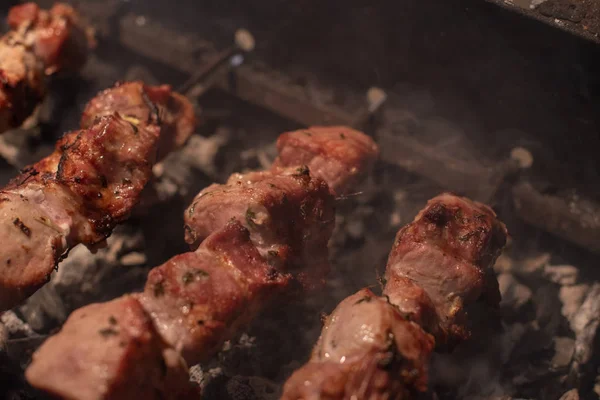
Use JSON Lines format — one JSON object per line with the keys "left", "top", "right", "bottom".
{"left": 282, "top": 194, "right": 508, "bottom": 398}
{"left": 26, "top": 126, "right": 373, "bottom": 399}
{"left": 81, "top": 81, "right": 196, "bottom": 159}
{"left": 184, "top": 168, "right": 335, "bottom": 288}
{"left": 142, "top": 220, "right": 289, "bottom": 365}
{"left": 53, "top": 115, "right": 160, "bottom": 233}
{"left": 0, "top": 183, "right": 84, "bottom": 308}
{"left": 0, "top": 40, "right": 44, "bottom": 133}
{"left": 0, "top": 82, "right": 196, "bottom": 311}
{"left": 8, "top": 3, "right": 95, "bottom": 74}
{"left": 25, "top": 296, "right": 196, "bottom": 400}
{"left": 272, "top": 126, "right": 379, "bottom": 195}
{"left": 282, "top": 289, "right": 434, "bottom": 400}
{"left": 0, "top": 3, "right": 94, "bottom": 133}
{"left": 385, "top": 193, "right": 507, "bottom": 347}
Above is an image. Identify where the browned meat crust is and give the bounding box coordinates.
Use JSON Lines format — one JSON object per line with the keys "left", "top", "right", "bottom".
{"left": 281, "top": 194, "right": 508, "bottom": 399}
{"left": 0, "top": 3, "right": 95, "bottom": 133}
{"left": 81, "top": 82, "right": 196, "bottom": 160}
{"left": 0, "top": 82, "right": 195, "bottom": 311}
{"left": 26, "top": 126, "right": 378, "bottom": 399}
{"left": 272, "top": 126, "right": 379, "bottom": 195}
{"left": 184, "top": 168, "right": 335, "bottom": 289}
{"left": 24, "top": 295, "right": 197, "bottom": 399}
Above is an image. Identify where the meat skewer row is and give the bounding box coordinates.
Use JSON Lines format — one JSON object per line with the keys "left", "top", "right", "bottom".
{"left": 0, "top": 80, "right": 196, "bottom": 311}
{"left": 25, "top": 126, "right": 379, "bottom": 399}
{"left": 282, "top": 193, "right": 508, "bottom": 399}
{"left": 0, "top": 2, "right": 95, "bottom": 134}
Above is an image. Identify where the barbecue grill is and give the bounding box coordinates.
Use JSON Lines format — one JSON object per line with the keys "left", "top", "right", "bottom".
{"left": 1, "top": 0, "right": 600, "bottom": 399}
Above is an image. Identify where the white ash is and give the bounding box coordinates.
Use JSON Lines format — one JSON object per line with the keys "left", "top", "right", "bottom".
{"left": 498, "top": 273, "right": 532, "bottom": 311}
{"left": 0, "top": 311, "right": 35, "bottom": 338}
{"left": 559, "top": 284, "right": 590, "bottom": 322}
{"left": 152, "top": 129, "right": 231, "bottom": 201}
{"left": 544, "top": 264, "right": 579, "bottom": 286}
{"left": 0, "top": 127, "right": 51, "bottom": 170}
{"left": 570, "top": 283, "right": 600, "bottom": 382}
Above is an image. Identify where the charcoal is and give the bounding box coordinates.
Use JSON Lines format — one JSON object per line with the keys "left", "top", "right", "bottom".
{"left": 18, "top": 284, "right": 66, "bottom": 332}
{"left": 558, "top": 389, "right": 580, "bottom": 400}
{"left": 544, "top": 264, "right": 579, "bottom": 286}
{"left": 0, "top": 312, "right": 34, "bottom": 339}
{"left": 569, "top": 283, "right": 600, "bottom": 382}
{"left": 551, "top": 337, "right": 575, "bottom": 370}
{"left": 498, "top": 273, "right": 532, "bottom": 313}
{"left": 559, "top": 284, "right": 590, "bottom": 322}
{"left": 494, "top": 253, "right": 514, "bottom": 275}
{"left": 19, "top": 229, "right": 147, "bottom": 331}
{"left": 516, "top": 253, "right": 551, "bottom": 276}
{"left": 533, "top": 284, "right": 562, "bottom": 337}
{"left": 0, "top": 128, "right": 51, "bottom": 170}
{"left": 118, "top": 13, "right": 216, "bottom": 74}
{"left": 152, "top": 129, "right": 230, "bottom": 202}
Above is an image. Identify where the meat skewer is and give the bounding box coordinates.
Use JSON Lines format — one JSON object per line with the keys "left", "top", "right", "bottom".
{"left": 25, "top": 126, "right": 379, "bottom": 399}
{"left": 0, "top": 81, "right": 196, "bottom": 311}
{"left": 0, "top": 2, "right": 95, "bottom": 134}
{"left": 282, "top": 194, "right": 508, "bottom": 399}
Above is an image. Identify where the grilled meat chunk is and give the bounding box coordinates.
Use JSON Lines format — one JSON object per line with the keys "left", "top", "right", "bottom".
{"left": 0, "top": 3, "right": 95, "bottom": 133}
{"left": 142, "top": 220, "right": 290, "bottom": 365}
{"left": 0, "top": 82, "right": 195, "bottom": 311}
{"left": 272, "top": 126, "right": 379, "bottom": 195}
{"left": 282, "top": 194, "right": 508, "bottom": 399}
{"left": 385, "top": 193, "right": 507, "bottom": 347}
{"left": 81, "top": 81, "right": 196, "bottom": 159}
{"left": 184, "top": 168, "right": 335, "bottom": 288}
{"left": 25, "top": 296, "right": 196, "bottom": 400}
{"left": 282, "top": 289, "right": 434, "bottom": 400}
{"left": 26, "top": 126, "right": 377, "bottom": 399}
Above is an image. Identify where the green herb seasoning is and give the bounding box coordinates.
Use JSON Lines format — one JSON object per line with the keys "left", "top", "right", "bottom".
{"left": 98, "top": 327, "right": 119, "bottom": 337}
{"left": 246, "top": 208, "right": 258, "bottom": 228}
{"left": 182, "top": 269, "right": 210, "bottom": 285}
{"left": 355, "top": 296, "right": 372, "bottom": 305}
{"left": 295, "top": 165, "right": 310, "bottom": 176}
{"left": 153, "top": 281, "right": 165, "bottom": 297}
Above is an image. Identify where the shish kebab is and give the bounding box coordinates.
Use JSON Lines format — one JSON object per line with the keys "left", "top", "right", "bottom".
{"left": 282, "top": 194, "right": 508, "bottom": 399}
{"left": 0, "top": 2, "right": 95, "bottom": 133}
{"left": 25, "top": 126, "right": 379, "bottom": 399}
{"left": 0, "top": 81, "right": 196, "bottom": 311}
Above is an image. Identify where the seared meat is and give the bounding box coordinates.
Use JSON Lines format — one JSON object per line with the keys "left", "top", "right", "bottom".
{"left": 0, "top": 82, "right": 195, "bottom": 311}
{"left": 283, "top": 289, "right": 434, "bottom": 400}
{"left": 81, "top": 81, "right": 196, "bottom": 159}
{"left": 25, "top": 296, "right": 197, "bottom": 400}
{"left": 282, "top": 194, "right": 508, "bottom": 399}
{"left": 0, "top": 3, "right": 95, "bottom": 133}
{"left": 184, "top": 168, "right": 335, "bottom": 288}
{"left": 385, "top": 193, "right": 507, "bottom": 347}
{"left": 272, "top": 126, "right": 379, "bottom": 195}
{"left": 141, "top": 220, "right": 291, "bottom": 365}
{"left": 26, "top": 126, "right": 377, "bottom": 399}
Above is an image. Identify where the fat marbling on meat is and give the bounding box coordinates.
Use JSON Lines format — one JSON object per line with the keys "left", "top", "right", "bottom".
{"left": 282, "top": 193, "right": 508, "bottom": 399}
{"left": 0, "top": 81, "right": 196, "bottom": 311}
